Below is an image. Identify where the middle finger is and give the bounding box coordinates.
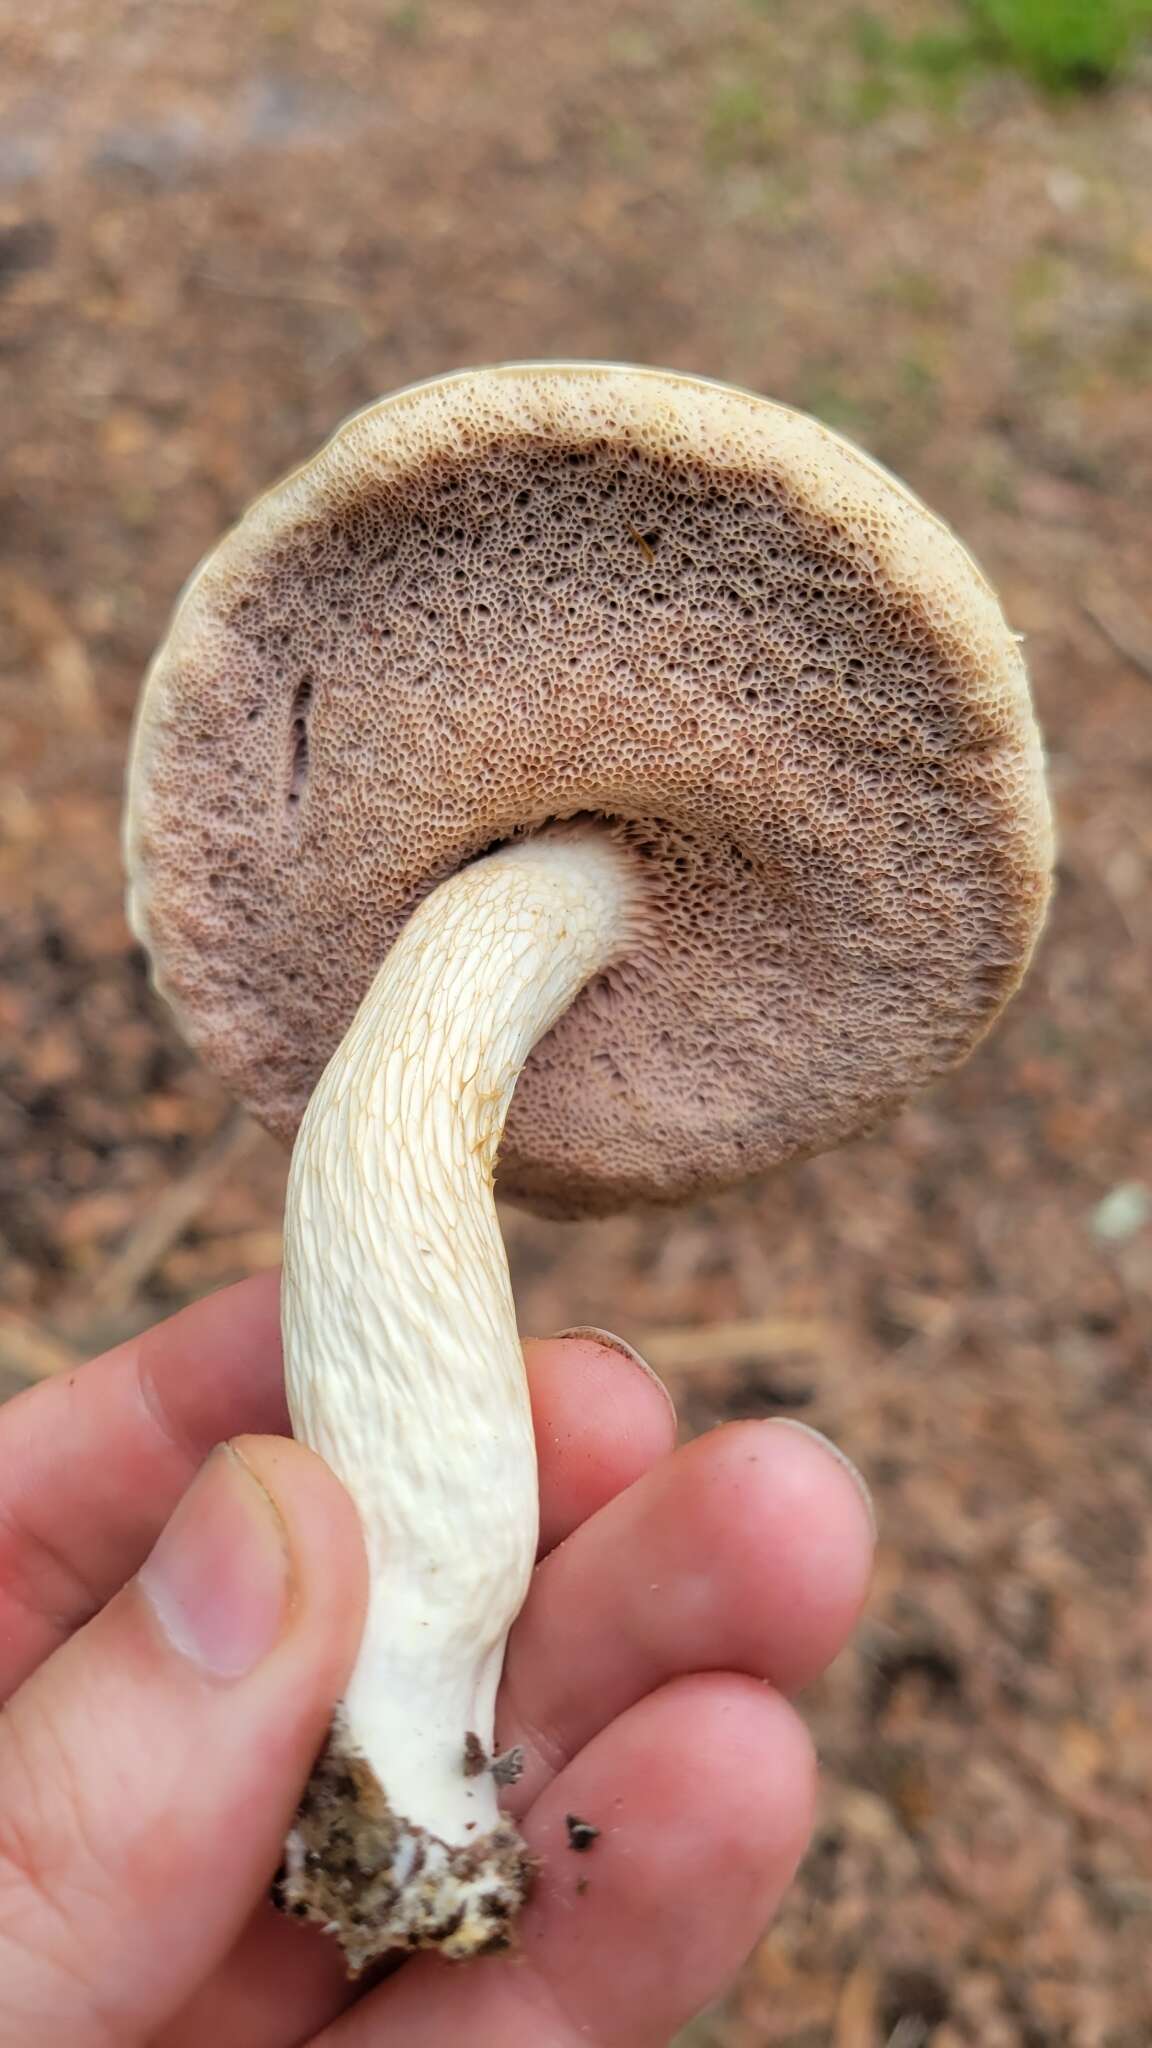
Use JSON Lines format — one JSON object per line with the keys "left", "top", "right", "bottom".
{"left": 497, "top": 1417, "right": 875, "bottom": 1809}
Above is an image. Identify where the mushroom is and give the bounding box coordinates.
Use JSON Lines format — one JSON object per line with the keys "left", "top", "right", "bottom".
{"left": 123, "top": 362, "right": 1052, "bottom": 1971}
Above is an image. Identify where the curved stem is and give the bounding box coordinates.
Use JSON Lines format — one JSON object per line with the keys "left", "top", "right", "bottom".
{"left": 278, "top": 832, "right": 637, "bottom": 1968}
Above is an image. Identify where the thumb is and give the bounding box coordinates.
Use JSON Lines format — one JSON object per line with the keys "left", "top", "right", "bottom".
{"left": 0, "top": 1436, "right": 367, "bottom": 2048}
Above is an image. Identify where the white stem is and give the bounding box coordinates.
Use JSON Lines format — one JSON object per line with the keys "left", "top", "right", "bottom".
{"left": 281, "top": 834, "right": 635, "bottom": 1884}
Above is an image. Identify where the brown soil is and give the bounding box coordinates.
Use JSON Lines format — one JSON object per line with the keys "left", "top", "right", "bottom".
{"left": 1, "top": 4, "right": 1149, "bottom": 2042}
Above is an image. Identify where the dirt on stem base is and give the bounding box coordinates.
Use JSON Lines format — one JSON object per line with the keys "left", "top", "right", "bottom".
{"left": 275, "top": 1709, "right": 537, "bottom": 1975}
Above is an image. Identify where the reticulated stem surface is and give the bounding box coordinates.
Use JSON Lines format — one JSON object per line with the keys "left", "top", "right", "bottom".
{"left": 278, "top": 831, "right": 637, "bottom": 1968}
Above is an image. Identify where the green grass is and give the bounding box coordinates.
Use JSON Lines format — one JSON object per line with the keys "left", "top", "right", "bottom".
{"left": 719, "top": 0, "right": 1152, "bottom": 178}
{"left": 849, "top": 0, "right": 1152, "bottom": 103}
{"left": 967, "top": 0, "right": 1152, "bottom": 88}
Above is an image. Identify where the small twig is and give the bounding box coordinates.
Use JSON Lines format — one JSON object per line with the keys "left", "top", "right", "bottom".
{"left": 637, "top": 1314, "right": 829, "bottom": 1374}
{"left": 85, "top": 1111, "right": 261, "bottom": 1316}
{"left": 1080, "top": 593, "right": 1152, "bottom": 684}
{"left": 192, "top": 265, "right": 361, "bottom": 311}
{"left": 886, "top": 2023, "right": 930, "bottom": 2048}
{"left": 0, "top": 1309, "right": 85, "bottom": 1383}
{"left": 835, "top": 1960, "right": 878, "bottom": 2048}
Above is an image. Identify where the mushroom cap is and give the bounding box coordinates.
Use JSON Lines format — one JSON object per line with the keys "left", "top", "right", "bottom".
{"left": 125, "top": 361, "right": 1052, "bottom": 1217}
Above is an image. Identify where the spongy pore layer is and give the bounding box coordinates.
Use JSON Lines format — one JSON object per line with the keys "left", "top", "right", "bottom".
{"left": 126, "top": 362, "right": 1052, "bottom": 1215}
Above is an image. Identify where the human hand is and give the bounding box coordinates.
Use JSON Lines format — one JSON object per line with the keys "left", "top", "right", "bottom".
{"left": 0, "top": 1273, "right": 873, "bottom": 2047}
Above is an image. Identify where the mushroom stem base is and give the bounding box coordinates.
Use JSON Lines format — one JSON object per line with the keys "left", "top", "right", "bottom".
{"left": 276, "top": 1710, "right": 536, "bottom": 1975}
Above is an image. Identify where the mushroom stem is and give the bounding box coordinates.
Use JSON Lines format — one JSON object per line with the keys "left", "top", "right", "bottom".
{"left": 278, "top": 830, "right": 639, "bottom": 1971}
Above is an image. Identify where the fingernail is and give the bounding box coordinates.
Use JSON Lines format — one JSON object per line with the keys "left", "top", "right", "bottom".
{"left": 139, "top": 1443, "right": 291, "bottom": 1677}
{"left": 556, "top": 1326, "right": 676, "bottom": 1421}
{"left": 771, "top": 1419, "right": 877, "bottom": 1537}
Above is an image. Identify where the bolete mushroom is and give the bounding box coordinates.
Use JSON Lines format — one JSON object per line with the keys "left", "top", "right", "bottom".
{"left": 124, "top": 362, "right": 1052, "bottom": 1971}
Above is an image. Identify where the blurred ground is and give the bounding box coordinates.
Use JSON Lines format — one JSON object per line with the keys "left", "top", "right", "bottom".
{"left": 1, "top": 2, "right": 1151, "bottom": 2042}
